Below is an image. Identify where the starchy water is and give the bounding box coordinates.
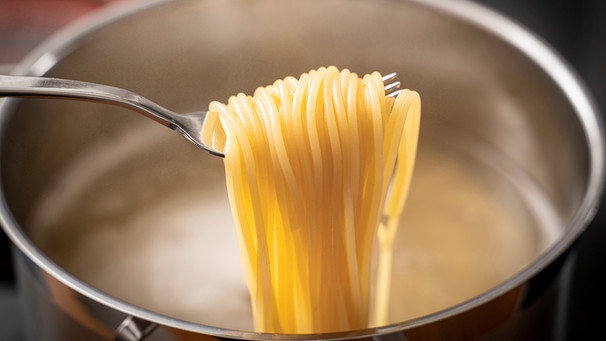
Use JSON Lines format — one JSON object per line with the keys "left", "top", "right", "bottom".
{"left": 28, "top": 123, "right": 560, "bottom": 330}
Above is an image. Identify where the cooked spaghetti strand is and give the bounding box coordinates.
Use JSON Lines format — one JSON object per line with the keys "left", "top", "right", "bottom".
{"left": 202, "top": 67, "right": 421, "bottom": 333}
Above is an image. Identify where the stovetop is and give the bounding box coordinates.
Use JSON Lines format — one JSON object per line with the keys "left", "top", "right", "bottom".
{"left": 1, "top": 0, "right": 604, "bottom": 340}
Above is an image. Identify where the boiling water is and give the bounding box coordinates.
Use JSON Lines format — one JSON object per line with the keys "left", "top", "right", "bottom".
{"left": 27, "top": 123, "right": 561, "bottom": 330}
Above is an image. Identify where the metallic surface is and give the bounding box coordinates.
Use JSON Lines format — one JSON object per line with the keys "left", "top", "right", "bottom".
{"left": 0, "top": 75, "right": 221, "bottom": 157}
{"left": 0, "top": 72, "right": 401, "bottom": 158}
{"left": 0, "top": 0, "right": 603, "bottom": 340}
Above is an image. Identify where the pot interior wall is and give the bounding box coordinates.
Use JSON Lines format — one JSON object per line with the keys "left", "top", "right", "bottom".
{"left": 0, "top": 0, "right": 592, "bottom": 334}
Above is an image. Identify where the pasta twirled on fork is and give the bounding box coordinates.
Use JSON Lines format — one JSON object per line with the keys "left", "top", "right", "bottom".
{"left": 201, "top": 66, "right": 421, "bottom": 333}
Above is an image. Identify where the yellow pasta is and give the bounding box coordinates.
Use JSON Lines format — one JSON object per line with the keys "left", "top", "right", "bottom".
{"left": 201, "top": 66, "right": 421, "bottom": 333}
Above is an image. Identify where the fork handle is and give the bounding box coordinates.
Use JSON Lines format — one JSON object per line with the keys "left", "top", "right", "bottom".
{"left": 0, "top": 74, "right": 178, "bottom": 129}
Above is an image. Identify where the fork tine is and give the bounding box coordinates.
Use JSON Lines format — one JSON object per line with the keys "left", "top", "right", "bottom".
{"left": 382, "top": 72, "right": 401, "bottom": 97}
{"left": 382, "top": 72, "right": 397, "bottom": 83}
{"left": 387, "top": 89, "right": 403, "bottom": 98}
{"left": 384, "top": 81, "right": 401, "bottom": 95}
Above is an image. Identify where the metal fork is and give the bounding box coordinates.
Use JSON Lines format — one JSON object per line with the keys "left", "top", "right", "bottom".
{"left": 0, "top": 73, "right": 400, "bottom": 158}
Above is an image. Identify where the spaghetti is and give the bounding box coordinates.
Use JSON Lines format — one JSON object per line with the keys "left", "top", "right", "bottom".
{"left": 201, "top": 66, "right": 421, "bottom": 333}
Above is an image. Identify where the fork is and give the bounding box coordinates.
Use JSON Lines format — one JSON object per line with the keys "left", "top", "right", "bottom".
{"left": 0, "top": 73, "right": 401, "bottom": 157}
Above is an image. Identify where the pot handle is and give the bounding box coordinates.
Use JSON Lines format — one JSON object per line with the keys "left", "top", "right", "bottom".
{"left": 115, "top": 315, "right": 158, "bottom": 341}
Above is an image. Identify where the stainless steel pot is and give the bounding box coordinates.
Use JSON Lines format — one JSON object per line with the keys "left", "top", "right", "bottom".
{"left": 0, "top": 0, "right": 603, "bottom": 340}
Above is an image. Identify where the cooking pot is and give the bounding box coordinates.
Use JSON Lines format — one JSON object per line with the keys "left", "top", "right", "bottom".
{"left": 0, "top": 0, "right": 603, "bottom": 340}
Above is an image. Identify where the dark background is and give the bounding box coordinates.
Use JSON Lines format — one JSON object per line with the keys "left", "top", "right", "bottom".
{"left": 0, "top": 0, "right": 604, "bottom": 339}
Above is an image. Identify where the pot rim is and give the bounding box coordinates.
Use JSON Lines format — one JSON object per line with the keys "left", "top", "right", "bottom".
{"left": 0, "top": 0, "right": 604, "bottom": 339}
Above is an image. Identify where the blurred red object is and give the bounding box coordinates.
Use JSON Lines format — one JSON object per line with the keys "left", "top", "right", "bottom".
{"left": 0, "top": 0, "right": 129, "bottom": 65}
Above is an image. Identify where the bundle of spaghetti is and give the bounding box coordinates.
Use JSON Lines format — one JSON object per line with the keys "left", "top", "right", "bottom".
{"left": 201, "top": 66, "right": 421, "bottom": 333}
